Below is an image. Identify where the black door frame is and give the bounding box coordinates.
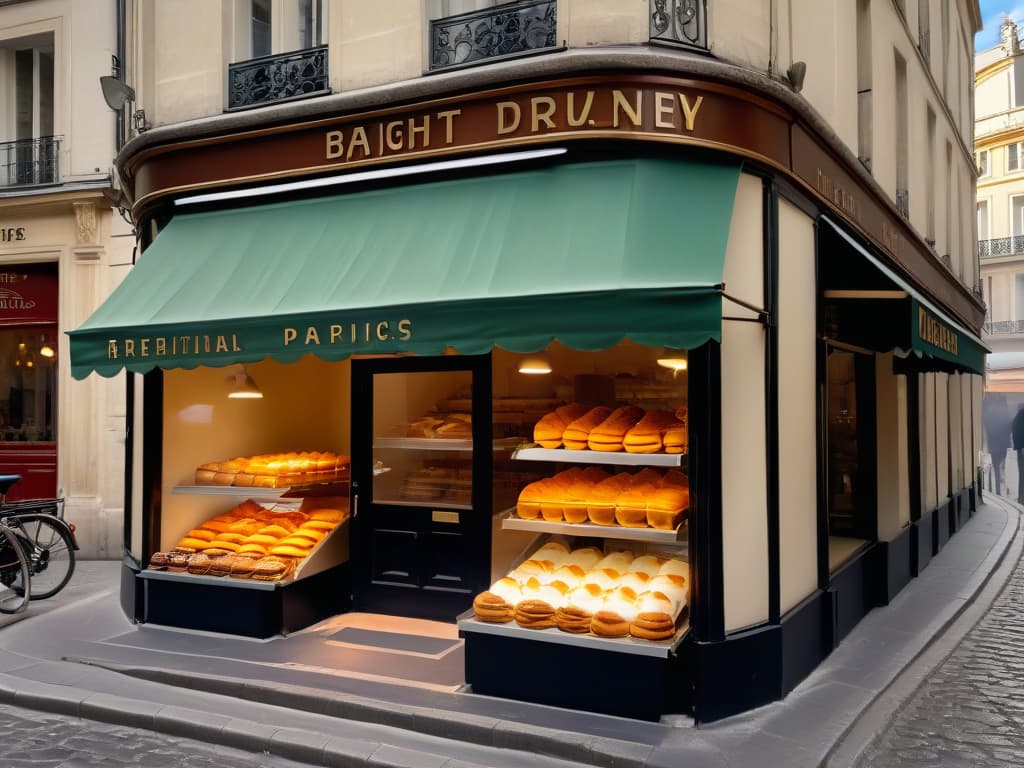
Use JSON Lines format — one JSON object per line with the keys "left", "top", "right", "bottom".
{"left": 350, "top": 353, "right": 493, "bottom": 621}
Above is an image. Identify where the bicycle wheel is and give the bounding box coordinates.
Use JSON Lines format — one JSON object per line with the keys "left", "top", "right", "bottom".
{"left": 10, "top": 514, "right": 75, "bottom": 600}
{"left": 0, "top": 521, "right": 30, "bottom": 613}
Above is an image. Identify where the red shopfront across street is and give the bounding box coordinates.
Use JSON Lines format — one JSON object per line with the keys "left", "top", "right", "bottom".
{"left": 0, "top": 262, "right": 58, "bottom": 500}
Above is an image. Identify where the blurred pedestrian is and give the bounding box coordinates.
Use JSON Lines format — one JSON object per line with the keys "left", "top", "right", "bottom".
{"left": 984, "top": 394, "right": 1011, "bottom": 495}
{"left": 1012, "top": 402, "right": 1024, "bottom": 503}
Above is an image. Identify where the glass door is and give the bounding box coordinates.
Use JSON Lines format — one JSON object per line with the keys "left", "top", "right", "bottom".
{"left": 350, "top": 355, "right": 492, "bottom": 621}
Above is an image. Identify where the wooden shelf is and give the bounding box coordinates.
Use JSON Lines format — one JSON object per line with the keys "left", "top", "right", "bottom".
{"left": 501, "top": 510, "right": 687, "bottom": 544}
{"left": 512, "top": 447, "right": 686, "bottom": 467}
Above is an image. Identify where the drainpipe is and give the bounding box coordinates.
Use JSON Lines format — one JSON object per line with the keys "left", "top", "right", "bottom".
{"left": 115, "top": 0, "right": 126, "bottom": 150}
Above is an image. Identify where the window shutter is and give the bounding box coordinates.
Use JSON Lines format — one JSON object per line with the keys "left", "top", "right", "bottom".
{"left": 1011, "top": 143, "right": 1019, "bottom": 172}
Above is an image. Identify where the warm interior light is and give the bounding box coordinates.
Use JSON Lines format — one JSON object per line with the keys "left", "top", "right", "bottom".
{"left": 656, "top": 358, "right": 688, "bottom": 372}
{"left": 39, "top": 345, "right": 55, "bottom": 358}
{"left": 226, "top": 365, "right": 263, "bottom": 399}
{"left": 518, "top": 356, "right": 552, "bottom": 375}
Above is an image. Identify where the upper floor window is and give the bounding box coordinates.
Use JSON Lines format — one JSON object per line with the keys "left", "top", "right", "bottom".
{"left": 650, "top": 0, "right": 708, "bottom": 50}
{"left": 1, "top": 33, "right": 59, "bottom": 187}
{"left": 251, "top": 0, "right": 272, "bottom": 58}
{"left": 228, "top": 0, "right": 329, "bottom": 110}
{"left": 1008, "top": 141, "right": 1024, "bottom": 173}
{"left": 428, "top": 0, "right": 557, "bottom": 72}
{"left": 977, "top": 149, "right": 990, "bottom": 178}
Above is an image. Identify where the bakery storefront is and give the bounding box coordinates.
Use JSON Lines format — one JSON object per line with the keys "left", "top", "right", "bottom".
{"left": 68, "top": 73, "right": 987, "bottom": 724}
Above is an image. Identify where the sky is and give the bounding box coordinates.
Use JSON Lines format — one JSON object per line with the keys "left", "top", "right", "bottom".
{"left": 977, "top": 1, "right": 1024, "bottom": 50}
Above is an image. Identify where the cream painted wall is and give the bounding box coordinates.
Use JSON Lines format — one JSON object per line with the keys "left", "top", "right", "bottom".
{"left": 923, "top": 373, "right": 938, "bottom": 510}
{"left": 161, "top": 357, "right": 349, "bottom": 549}
{"left": 721, "top": 173, "right": 768, "bottom": 632}
{"left": 708, "top": 0, "right": 770, "bottom": 71}
{"left": 777, "top": 199, "right": 818, "bottom": 614}
{"left": 789, "top": 0, "right": 858, "bottom": 152}
{"left": 936, "top": 373, "right": 950, "bottom": 500}
{"left": 948, "top": 373, "right": 963, "bottom": 491}
{"left": 338, "top": 0, "right": 420, "bottom": 93}
{"left": 148, "top": 0, "right": 225, "bottom": 124}
{"left": 564, "top": 0, "right": 647, "bottom": 46}
{"left": 875, "top": 354, "right": 910, "bottom": 541}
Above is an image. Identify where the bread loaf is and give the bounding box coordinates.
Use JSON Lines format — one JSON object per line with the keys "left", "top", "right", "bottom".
{"left": 562, "top": 407, "right": 612, "bottom": 450}
{"left": 587, "top": 405, "right": 645, "bottom": 452}
{"left": 623, "top": 409, "right": 685, "bottom": 454}
{"left": 533, "top": 403, "right": 589, "bottom": 448}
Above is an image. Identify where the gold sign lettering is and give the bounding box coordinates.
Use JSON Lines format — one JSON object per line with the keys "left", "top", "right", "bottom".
{"left": 918, "top": 306, "right": 958, "bottom": 356}
{"left": 323, "top": 87, "right": 708, "bottom": 162}
{"left": 105, "top": 334, "right": 244, "bottom": 361}
{"left": 815, "top": 168, "right": 860, "bottom": 221}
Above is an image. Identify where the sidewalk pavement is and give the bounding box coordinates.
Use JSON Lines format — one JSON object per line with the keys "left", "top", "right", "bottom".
{"left": 0, "top": 496, "right": 1020, "bottom": 768}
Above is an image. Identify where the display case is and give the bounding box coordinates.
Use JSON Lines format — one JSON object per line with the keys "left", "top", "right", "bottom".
{"left": 461, "top": 345, "right": 693, "bottom": 719}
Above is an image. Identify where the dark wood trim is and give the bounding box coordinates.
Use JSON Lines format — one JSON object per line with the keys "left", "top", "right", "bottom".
{"left": 141, "top": 369, "right": 163, "bottom": 567}
{"left": 123, "top": 374, "right": 134, "bottom": 556}
{"left": 815, "top": 220, "right": 831, "bottom": 591}
{"left": 764, "top": 177, "right": 781, "bottom": 624}
{"left": 855, "top": 353, "right": 879, "bottom": 541}
{"left": 689, "top": 341, "right": 724, "bottom": 642}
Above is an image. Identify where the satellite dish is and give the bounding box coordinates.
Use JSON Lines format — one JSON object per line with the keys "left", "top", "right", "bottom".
{"left": 99, "top": 75, "right": 136, "bottom": 110}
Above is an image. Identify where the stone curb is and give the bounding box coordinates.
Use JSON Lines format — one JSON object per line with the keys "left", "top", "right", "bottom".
{"left": 59, "top": 657, "right": 650, "bottom": 768}
{"left": 0, "top": 672, "right": 497, "bottom": 768}
{"left": 821, "top": 498, "right": 1024, "bottom": 768}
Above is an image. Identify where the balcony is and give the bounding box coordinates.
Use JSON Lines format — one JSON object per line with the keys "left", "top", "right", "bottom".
{"left": 0, "top": 137, "right": 60, "bottom": 188}
{"left": 650, "top": 0, "right": 708, "bottom": 50}
{"left": 429, "top": 0, "right": 557, "bottom": 72}
{"left": 983, "top": 320, "right": 1024, "bottom": 336}
{"left": 227, "top": 46, "right": 328, "bottom": 111}
{"left": 978, "top": 236, "right": 1024, "bottom": 259}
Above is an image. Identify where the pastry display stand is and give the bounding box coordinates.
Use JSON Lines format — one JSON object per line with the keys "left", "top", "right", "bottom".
{"left": 139, "top": 486, "right": 352, "bottom": 639}
{"left": 461, "top": 446, "right": 693, "bottom": 720}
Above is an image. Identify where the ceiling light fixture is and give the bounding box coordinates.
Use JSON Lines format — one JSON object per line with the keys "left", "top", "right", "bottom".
{"left": 226, "top": 365, "right": 263, "bottom": 399}
{"left": 518, "top": 356, "right": 552, "bottom": 375}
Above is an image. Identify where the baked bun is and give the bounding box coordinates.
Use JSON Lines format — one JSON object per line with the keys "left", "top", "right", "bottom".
{"left": 516, "top": 480, "right": 545, "bottom": 520}
{"left": 488, "top": 577, "right": 523, "bottom": 607}
{"left": 562, "top": 407, "right": 612, "bottom": 450}
{"left": 251, "top": 557, "right": 291, "bottom": 581}
{"left": 270, "top": 544, "right": 313, "bottom": 558}
{"left": 176, "top": 537, "right": 212, "bottom": 551}
{"left": 587, "top": 405, "right": 645, "bottom": 452}
{"left": 594, "top": 551, "right": 634, "bottom": 575}
{"left": 629, "top": 612, "right": 676, "bottom": 640}
{"left": 473, "top": 591, "right": 514, "bottom": 623}
{"left": 230, "top": 557, "right": 257, "bottom": 578}
{"left": 627, "top": 555, "right": 665, "bottom": 578}
{"left": 564, "top": 583, "right": 606, "bottom": 615}
{"left": 149, "top": 552, "right": 170, "bottom": 569}
{"left": 623, "top": 410, "right": 685, "bottom": 454}
{"left": 514, "top": 599, "right": 557, "bottom": 629}
{"left": 647, "top": 487, "right": 689, "bottom": 530}
{"left": 237, "top": 543, "right": 268, "bottom": 558}
{"left": 554, "top": 605, "right": 593, "bottom": 634}
{"left": 185, "top": 528, "right": 217, "bottom": 541}
{"left": 591, "top": 610, "right": 630, "bottom": 637}
{"left": 533, "top": 403, "right": 590, "bottom": 449}
{"left": 186, "top": 553, "right": 212, "bottom": 575}
{"left": 581, "top": 568, "right": 619, "bottom": 592}
{"left": 208, "top": 556, "right": 231, "bottom": 577}
{"left": 563, "top": 546, "right": 603, "bottom": 570}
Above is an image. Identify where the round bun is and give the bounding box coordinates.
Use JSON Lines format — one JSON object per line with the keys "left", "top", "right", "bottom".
{"left": 591, "top": 610, "right": 630, "bottom": 637}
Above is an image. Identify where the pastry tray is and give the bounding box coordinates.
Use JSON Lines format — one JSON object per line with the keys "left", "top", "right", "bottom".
{"left": 512, "top": 447, "right": 686, "bottom": 467}
{"left": 458, "top": 614, "right": 689, "bottom": 658}
{"left": 501, "top": 509, "right": 688, "bottom": 544}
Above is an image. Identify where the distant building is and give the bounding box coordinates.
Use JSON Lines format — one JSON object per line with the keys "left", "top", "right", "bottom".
{"left": 0, "top": 0, "right": 133, "bottom": 556}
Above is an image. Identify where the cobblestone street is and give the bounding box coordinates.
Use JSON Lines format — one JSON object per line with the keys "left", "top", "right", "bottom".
{"left": 858, "top": 542, "right": 1024, "bottom": 767}
{"left": 0, "top": 702, "right": 313, "bottom": 768}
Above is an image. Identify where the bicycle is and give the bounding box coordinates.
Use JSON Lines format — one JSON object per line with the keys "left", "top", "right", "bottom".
{"left": 0, "top": 515, "right": 31, "bottom": 613}
{"left": 0, "top": 474, "right": 78, "bottom": 602}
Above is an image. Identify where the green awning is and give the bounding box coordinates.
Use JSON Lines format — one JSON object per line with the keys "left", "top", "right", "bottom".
{"left": 822, "top": 217, "right": 987, "bottom": 374}
{"left": 69, "top": 158, "right": 741, "bottom": 379}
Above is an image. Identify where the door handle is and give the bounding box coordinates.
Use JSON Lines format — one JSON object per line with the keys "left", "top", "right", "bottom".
{"left": 352, "top": 493, "right": 359, "bottom": 519}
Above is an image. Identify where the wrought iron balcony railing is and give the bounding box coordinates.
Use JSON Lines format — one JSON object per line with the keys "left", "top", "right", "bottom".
{"left": 978, "top": 236, "right": 1024, "bottom": 258}
{"left": 0, "top": 136, "right": 60, "bottom": 187}
{"left": 227, "top": 45, "right": 328, "bottom": 111}
{"left": 983, "top": 320, "right": 1024, "bottom": 336}
{"left": 650, "top": 0, "right": 707, "bottom": 50}
{"left": 429, "top": 0, "right": 557, "bottom": 72}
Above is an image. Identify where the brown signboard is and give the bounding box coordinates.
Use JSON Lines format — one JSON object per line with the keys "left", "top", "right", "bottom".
{"left": 127, "top": 74, "right": 792, "bottom": 211}
{"left": 122, "top": 72, "right": 983, "bottom": 329}
{"left": 0, "top": 263, "right": 58, "bottom": 326}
